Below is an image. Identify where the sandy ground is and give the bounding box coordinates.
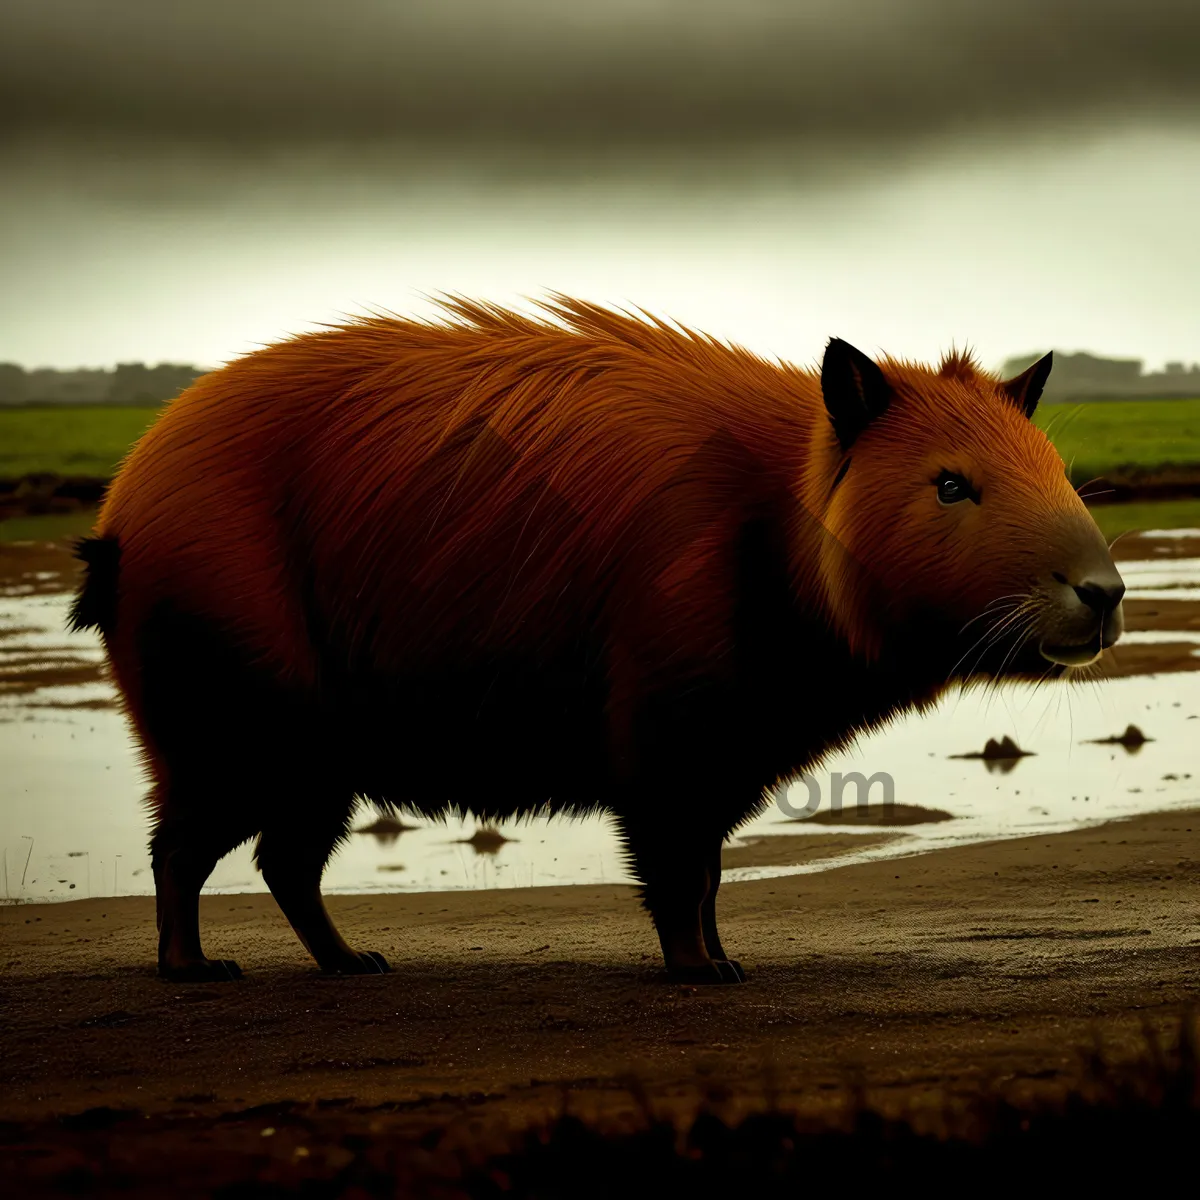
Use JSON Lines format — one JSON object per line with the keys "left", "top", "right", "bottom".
{"left": 2, "top": 809, "right": 1198, "bottom": 1132}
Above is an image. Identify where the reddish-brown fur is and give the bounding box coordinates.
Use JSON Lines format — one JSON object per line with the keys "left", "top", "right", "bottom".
{"left": 75, "top": 296, "right": 1123, "bottom": 984}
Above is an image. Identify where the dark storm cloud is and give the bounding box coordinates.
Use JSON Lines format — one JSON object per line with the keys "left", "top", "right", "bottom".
{"left": 2, "top": 0, "right": 1198, "bottom": 159}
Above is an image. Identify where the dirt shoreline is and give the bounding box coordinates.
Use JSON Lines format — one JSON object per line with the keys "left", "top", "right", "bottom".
{"left": 7, "top": 465, "right": 1200, "bottom": 523}
{"left": 4, "top": 466, "right": 1200, "bottom": 520}
{"left": 2, "top": 808, "right": 1198, "bottom": 1129}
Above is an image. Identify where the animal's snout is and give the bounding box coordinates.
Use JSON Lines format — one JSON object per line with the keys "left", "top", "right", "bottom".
{"left": 1071, "top": 573, "right": 1125, "bottom": 617}
{"left": 1039, "top": 540, "right": 1126, "bottom": 666}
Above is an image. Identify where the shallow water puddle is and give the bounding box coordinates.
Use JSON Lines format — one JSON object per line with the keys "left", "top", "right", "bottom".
{"left": 2, "top": 532, "right": 1198, "bottom": 905}
{"left": 727, "top": 669, "right": 1200, "bottom": 884}
{"left": 1115, "top": 556, "right": 1200, "bottom": 601}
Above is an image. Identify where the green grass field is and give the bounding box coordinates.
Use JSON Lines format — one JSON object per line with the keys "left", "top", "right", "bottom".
{"left": 1035, "top": 397, "right": 1200, "bottom": 484}
{"left": 3, "top": 397, "right": 1199, "bottom": 482}
{"left": 0, "top": 509, "right": 100, "bottom": 543}
{"left": 1087, "top": 495, "right": 1200, "bottom": 541}
{"left": 2, "top": 397, "right": 1200, "bottom": 541}
{"left": 0, "top": 405, "right": 163, "bottom": 478}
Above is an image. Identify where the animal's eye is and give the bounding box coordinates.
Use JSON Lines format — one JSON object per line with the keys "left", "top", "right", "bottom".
{"left": 935, "top": 471, "right": 978, "bottom": 505}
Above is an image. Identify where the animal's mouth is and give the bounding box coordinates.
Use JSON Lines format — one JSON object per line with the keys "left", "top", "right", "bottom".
{"left": 1038, "top": 604, "right": 1123, "bottom": 667}
{"left": 1038, "top": 634, "right": 1104, "bottom": 667}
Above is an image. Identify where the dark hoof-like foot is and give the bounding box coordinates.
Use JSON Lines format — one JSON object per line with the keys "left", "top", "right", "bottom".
{"left": 159, "top": 958, "right": 243, "bottom": 983}
{"left": 668, "top": 960, "right": 745, "bottom": 986}
{"left": 321, "top": 950, "right": 391, "bottom": 976}
{"left": 717, "top": 958, "right": 747, "bottom": 983}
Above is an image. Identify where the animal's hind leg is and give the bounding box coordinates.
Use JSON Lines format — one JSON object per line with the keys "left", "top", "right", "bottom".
{"left": 152, "top": 787, "right": 256, "bottom": 982}
{"left": 256, "top": 800, "right": 390, "bottom": 975}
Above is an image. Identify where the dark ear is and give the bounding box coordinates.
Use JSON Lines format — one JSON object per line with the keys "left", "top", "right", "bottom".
{"left": 821, "top": 338, "right": 892, "bottom": 451}
{"left": 999, "top": 351, "right": 1053, "bottom": 418}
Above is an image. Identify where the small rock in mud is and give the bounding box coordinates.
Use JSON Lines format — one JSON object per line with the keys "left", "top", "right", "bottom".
{"left": 355, "top": 814, "right": 419, "bottom": 845}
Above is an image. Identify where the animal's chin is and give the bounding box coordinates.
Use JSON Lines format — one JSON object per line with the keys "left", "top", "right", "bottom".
{"left": 1038, "top": 635, "right": 1104, "bottom": 667}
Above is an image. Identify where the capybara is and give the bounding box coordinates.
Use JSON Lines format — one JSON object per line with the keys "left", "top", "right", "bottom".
{"left": 71, "top": 297, "right": 1125, "bottom": 983}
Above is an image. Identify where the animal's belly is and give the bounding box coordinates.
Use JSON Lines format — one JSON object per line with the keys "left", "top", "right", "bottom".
{"left": 330, "top": 656, "right": 614, "bottom": 814}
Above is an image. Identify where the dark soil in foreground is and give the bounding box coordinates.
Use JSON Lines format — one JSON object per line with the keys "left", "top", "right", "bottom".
{"left": 2, "top": 811, "right": 1199, "bottom": 1193}
{"left": 3, "top": 1038, "right": 1198, "bottom": 1197}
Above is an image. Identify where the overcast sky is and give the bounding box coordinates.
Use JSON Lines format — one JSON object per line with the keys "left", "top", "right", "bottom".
{"left": 2, "top": 1, "right": 1198, "bottom": 370}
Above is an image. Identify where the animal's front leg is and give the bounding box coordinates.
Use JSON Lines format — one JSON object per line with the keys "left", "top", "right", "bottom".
{"left": 701, "top": 836, "right": 745, "bottom": 981}
{"left": 619, "top": 816, "right": 744, "bottom": 985}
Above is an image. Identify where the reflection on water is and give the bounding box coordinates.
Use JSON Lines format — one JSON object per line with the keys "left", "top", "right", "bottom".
{"left": 2, "top": 528, "right": 1199, "bottom": 904}
{"left": 453, "top": 827, "right": 514, "bottom": 856}
{"left": 981, "top": 757, "right": 1020, "bottom": 776}
{"left": 355, "top": 814, "right": 419, "bottom": 846}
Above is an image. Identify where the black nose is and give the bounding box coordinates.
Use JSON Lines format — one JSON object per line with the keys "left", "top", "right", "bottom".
{"left": 1073, "top": 577, "right": 1126, "bottom": 615}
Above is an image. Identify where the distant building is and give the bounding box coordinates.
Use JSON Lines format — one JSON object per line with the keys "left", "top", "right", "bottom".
{"left": 3, "top": 352, "right": 1195, "bottom": 407}
{"left": 1001, "top": 351, "right": 1200, "bottom": 402}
